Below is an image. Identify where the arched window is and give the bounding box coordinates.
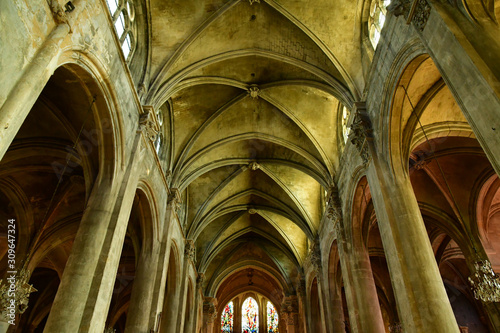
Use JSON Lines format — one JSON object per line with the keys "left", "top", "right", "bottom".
{"left": 105, "top": 0, "right": 136, "bottom": 60}
{"left": 242, "top": 297, "right": 259, "bottom": 333}
{"left": 266, "top": 301, "right": 279, "bottom": 333}
{"left": 368, "top": 0, "right": 391, "bottom": 48}
{"left": 154, "top": 105, "right": 165, "bottom": 154}
{"left": 341, "top": 105, "right": 351, "bottom": 143}
{"left": 221, "top": 301, "right": 234, "bottom": 332}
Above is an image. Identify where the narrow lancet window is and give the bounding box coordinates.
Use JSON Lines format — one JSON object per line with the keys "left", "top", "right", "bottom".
{"left": 266, "top": 301, "right": 279, "bottom": 332}
{"left": 221, "top": 301, "right": 234, "bottom": 332}
{"left": 242, "top": 297, "right": 259, "bottom": 333}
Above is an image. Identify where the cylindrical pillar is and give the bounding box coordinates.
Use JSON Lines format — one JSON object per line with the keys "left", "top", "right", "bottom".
{"left": 44, "top": 130, "right": 144, "bottom": 332}
{"left": 417, "top": 3, "right": 500, "bottom": 176}
{"left": 0, "top": 23, "right": 69, "bottom": 161}
{"left": 366, "top": 161, "right": 459, "bottom": 332}
{"left": 330, "top": 284, "right": 346, "bottom": 333}
{"left": 124, "top": 242, "right": 161, "bottom": 332}
{"left": 337, "top": 223, "right": 385, "bottom": 333}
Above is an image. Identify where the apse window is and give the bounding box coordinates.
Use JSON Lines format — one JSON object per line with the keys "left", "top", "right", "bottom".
{"left": 369, "top": 0, "right": 391, "bottom": 48}
{"left": 105, "top": 0, "right": 136, "bottom": 61}
{"left": 221, "top": 301, "right": 234, "bottom": 332}
{"left": 266, "top": 301, "right": 279, "bottom": 332}
{"left": 242, "top": 297, "right": 259, "bottom": 333}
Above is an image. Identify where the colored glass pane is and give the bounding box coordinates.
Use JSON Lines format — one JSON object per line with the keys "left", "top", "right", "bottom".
{"left": 221, "top": 301, "right": 233, "bottom": 332}
{"left": 242, "top": 297, "right": 259, "bottom": 333}
{"left": 266, "top": 301, "right": 279, "bottom": 333}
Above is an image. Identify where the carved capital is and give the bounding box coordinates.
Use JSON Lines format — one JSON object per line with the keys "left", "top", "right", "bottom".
{"left": 387, "top": 0, "right": 431, "bottom": 32}
{"left": 197, "top": 273, "right": 205, "bottom": 290}
{"left": 139, "top": 110, "right": 159, "bottom": 142}
{"left": 325, "top": 186, "right": 342, "bottom": 223}
{"left": 249, "top": 0, "right": 260, "bottom": 5}
{"left": 387, "top": 0, "right": 412, "bottom": 17}
{"left": 411, "top": 0, "right": 431, "bottom": 32}
{"left": 349, "top": 104, "right": 372, "bottom": 165}
{"left": 167, "top": 188, "right": 181, "bottom": 210}
{"left": 281, "top": 296, "right": 299, "bottom": 325}
{"left": 203, "top": 297, "right": 218, "bottom": 323}
{"left": 307, "top": 238, "right": 322, "bottom": 276}
{"left": 48, "top": 0, "right": 71, "bottom": 31}
{"left": 389, "top": 322, "right": 403, "bottom": 333}
{"left": 184, "top": 239, "right": 196, "bottom": 263}
{"left": 296, "top": 278, "right": 306, "bottom": 297}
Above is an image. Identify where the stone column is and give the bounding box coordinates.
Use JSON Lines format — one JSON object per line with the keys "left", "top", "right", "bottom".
{"left": 349, "top": 109, "right": 459, "bottom": 332}
{"left": 184, "top": 273, "right": 202, "bottom": 333}
{"left": 202, "top": 297, "right": 217, "bottom": 333}
{"left": 194, "top": 275, "right": 206, "bottom": 333}
{"left": 0, "top": 7, "right": 70, "bottom": 161}
{"left": 389, "top": 0, "right": 500, "bottom": 175}
{"left": 124, "top": 241, "right": 161, "bottom": 332}
{"left": 336, "top": 222, "right": 385, "bottom": 333}
{"left": 176, "top": 239, "right": 196, "bottom": 333}
{"left": 233, "top": 297, "right": 241, "bottom": 333}
{"left": 330, "top": 283, "right": 346, "bottom": 333}
{"left": 325, "top": 187, "right": 385, "bottom": 333}
{"left": 323, "top": 190, "right": 347, "bottom": 333}
{"left": 306, "top": 240, "right": 329, "bottom": 333}
{"left": 281, "top": 296, "right": 299, "bottom": 333}
{"left": 296, "top": 279, "right": 307, "bottom": 333}
{"left": 156, "top": 189, "right": 181, "bottom": 333}
{"left": 43, "top": 114, "right": 151, "bottom": 332}
{"left": 160, "top": 259, "right": 182, "bottom": 333}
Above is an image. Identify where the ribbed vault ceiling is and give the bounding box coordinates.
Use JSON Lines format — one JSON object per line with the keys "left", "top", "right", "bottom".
{"left": 146, "top": 0, "right": 360, "bottom": 294}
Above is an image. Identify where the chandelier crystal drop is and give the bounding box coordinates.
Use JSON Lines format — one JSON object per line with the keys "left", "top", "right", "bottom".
{"left": 468, "top": 259, "right": 500, "bottom": 302}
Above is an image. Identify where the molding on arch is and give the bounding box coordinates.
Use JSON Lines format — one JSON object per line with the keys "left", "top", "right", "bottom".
{"left": 152, "top": 49, "right": 352, "bottom": 110}
{"left": 207, "top": 260, "right": 290, "bottom": 297}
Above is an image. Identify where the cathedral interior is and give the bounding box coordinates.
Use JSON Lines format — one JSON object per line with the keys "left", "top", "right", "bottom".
{"left": 1, "top": 0, "right": 500, "bottom": 332}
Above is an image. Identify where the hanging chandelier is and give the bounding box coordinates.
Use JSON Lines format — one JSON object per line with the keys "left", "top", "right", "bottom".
{"left": 468, "top": 259, "right": 500, "bottom": 302}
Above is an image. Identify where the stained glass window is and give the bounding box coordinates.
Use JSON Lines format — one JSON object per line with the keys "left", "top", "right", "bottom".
{"left": 266, "top": 301, "right": 279, "bottom": 333}
{"left": 221, "top": 301, "right": 233, "bottom": 332}
{"left": 242, "top": 297, "right": 259, "bottom": 333}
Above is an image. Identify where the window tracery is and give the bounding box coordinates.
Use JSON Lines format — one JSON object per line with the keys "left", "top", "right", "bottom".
{"left": 221, "top": 301, "right": 234, "bottom": 332}
{"left": 368, "top": 0, "right": 391, "bottom": 48}
{"left": 341, "top": 105, "right": 351, "bottom": 143}
{"left": 105, "top": 0, "right": 136, "bottom": 60}
{"left": 242, "top": 297, "right": 259, "bottom": 333}
{"left": 266, "top": 301, "right": 279, "bottom": 333}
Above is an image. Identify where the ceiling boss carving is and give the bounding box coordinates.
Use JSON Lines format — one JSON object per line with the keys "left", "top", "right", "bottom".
{"left": 248, "top": 85, "right": 260, "bottom": 99}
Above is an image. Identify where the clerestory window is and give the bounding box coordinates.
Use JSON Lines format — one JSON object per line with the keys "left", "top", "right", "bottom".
{"left": 341, "top": 105, "right": 351, "bottom": 144}
{"left": 369, "top": 0, "right": 391, "bottom": 48}
{"left": 105, "top": 0, "right": 136, "bottom": 60}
